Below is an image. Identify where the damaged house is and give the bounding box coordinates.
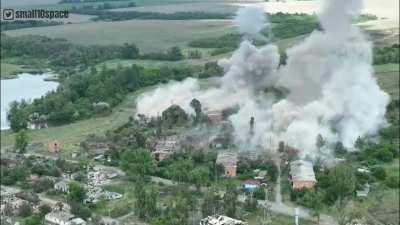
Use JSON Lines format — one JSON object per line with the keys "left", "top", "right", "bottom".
{"left": 205, "top": 110, "right": 224, "bottom": 124}
{"left": 289, "top": 160, "right": 316, "bottom": 190}
{"left": 152, "top": 136, "right": 179, "bottom": 162}
{"left": 200, "top": 215, "right": 247, "bottom": 225}
{"left": 216, "top": 152, "right": 238, "bottom": 178}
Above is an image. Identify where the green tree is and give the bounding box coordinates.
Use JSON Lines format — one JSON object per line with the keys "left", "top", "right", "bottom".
{"left": 374, "top": 148, "right": 394, "bottom": 162}
{"left": 121, "top": 43, "right": 139, "bottom": 59}
{"left": 167, "top": 46, "right": 183, "bottom": 61}
{"left": 18, "top": 202, "right": 32, "bottom": 217}
{"left": 189, "top": 167, "right": 209, "bottom": 191}
{"left": 134, "top": 179, "right": 158, "bottom": 221}
{"left": 39, "top": 204, "right": 51, "bottom": 217}
{"left": 325, "top": 165, "right": 356, "bottom": 204}
{"left": 15, "top": 130, "right": 29, "bottom": 154}
{"left": 120, "top": 148, "right": 155, "bottom": 179}
{"left": 334, "top": 141, "right": 347, "bottom": 157}
{"left": 161, "top": 105, "right": 188, "bottom": 128}
{"left": 190, "top": 98, "right": 202, "bottom": 125}
{"left": 371, "top": 166, "right": 387, "bottom": 180}
{"left": 70, "top": 202, "right": 92, "bottom": 219}
{"left": 23, "top": 215, "right": 41, "bottom": 225}
{"left": 67, "top": 182, "right": 86, "bottom": 204}
{"left": 201, "top": 187, "right": 221, "bottom": 217}
{"left": 7, "top": 100, "right": 29, "bottom": 132}
{"left": 223, "top": 182, "right": 238, "bottom": 217}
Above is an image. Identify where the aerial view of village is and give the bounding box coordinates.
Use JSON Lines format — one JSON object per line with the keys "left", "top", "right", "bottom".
{"left": 0, "top": 0, "right": 398, "bottom": 225}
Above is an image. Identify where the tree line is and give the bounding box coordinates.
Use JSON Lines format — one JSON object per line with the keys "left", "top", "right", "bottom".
{"left": 70, "top": 7, "right": 232, "bottom": 21}
{"left": 59, "top": 0, "right": 132, "bottom": 3}
{"left": 1, "top": 34, "right": 187, "bottom": 70}
{"left": 373, "top": 44, "right": 399, "bottom": 65}
{"left": 7, "top": 64, "right": 196, "bottom": 131}
{"left": 1, "top": 21, "right": 63, "bottom": 31}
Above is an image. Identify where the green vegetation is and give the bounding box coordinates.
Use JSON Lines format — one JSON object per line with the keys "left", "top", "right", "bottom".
{"left": 59, "top": 0, "right": 132, "bottom": 3}
{"left": 373, "top": 44, "right": 400, "bottom": 65}
{"left": 5, "top": 20, "right": 232, "bottom": 52}
{"left": 268, "top": 12, "right": 319, "bottom": 40}
{"left": 14, "top": 130, "right": 29, "bottom": 154}
{"left": 71, "top": 6, "right": 231, "bottom": 21}
{"left": 0, "top": 63, "right": 39, "bottom": 79}
{"left": 1, "top": 34, "right": 140, "bottom": 70}
{"left": 1, "top": 20, "right": 63, "bottom": 31}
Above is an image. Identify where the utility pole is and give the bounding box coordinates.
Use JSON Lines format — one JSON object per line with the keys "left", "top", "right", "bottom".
{"left": 295, "top": 207, "right": 299, "bottom": 225}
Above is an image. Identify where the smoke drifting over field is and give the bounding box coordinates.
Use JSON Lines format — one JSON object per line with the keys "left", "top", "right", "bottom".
{"left": 136, "top": 0, "right": 389, "bottom": 159}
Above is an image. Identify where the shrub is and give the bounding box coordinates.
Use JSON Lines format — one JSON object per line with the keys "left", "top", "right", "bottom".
{"left": 385, "top": 176, "right": 399, "bottom": 188}
{"left": 371, "top": 167, "right": 387, "bottom": 180}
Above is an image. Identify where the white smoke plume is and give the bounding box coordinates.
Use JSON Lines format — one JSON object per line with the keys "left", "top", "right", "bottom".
{"left": 135, "top": 0, "right": 390, "bottom": 160}
{"left": 233, "top": 6, "right": 269, "bottom": 41}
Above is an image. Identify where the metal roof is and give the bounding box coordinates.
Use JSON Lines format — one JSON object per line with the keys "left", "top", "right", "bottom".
{"left": 290, "top": 160, "right": 316, "bottom": 182}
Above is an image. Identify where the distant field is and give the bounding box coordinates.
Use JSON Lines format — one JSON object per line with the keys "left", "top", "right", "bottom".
{"left": 374, "top": 64, "right": 400, "bottom": 100}
{"left": 5, "top": 19, "right": 233, "bottom": 53}
{"left": 2, "top": 0, "right": 224, "bottom": 10}
{"left": 111, "top": 2, "right": 238, "bottom": 13}
{"left": 0, "top": 63, "right": 38, "bottom": 79}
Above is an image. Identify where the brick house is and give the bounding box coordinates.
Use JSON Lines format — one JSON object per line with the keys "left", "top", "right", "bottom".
{"left": 152, "top": 136, "right": 178, "bottom": 162}
{"left": 206, "top": 110, "right": 224, "bottom": 124}
{"left": 289, "top": 160, "right": 316, "bottom": 190}
{"left": 216, "top": 152, "right": 238, "bottom": 178}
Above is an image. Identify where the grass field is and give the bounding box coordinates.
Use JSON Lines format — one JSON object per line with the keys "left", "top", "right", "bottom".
{"left": 0, "top": 63, "right": 39, "bottom": 79}
{"left": 2, "top": 0, "right": 224, "bottom": 10}
{"left": 111, "top": 2, "right": 238, "bottom": 13}
{"left": 374, "top": 64, "right": 400, "bottom": 100}
{"left": 5, "top": 19, "right": 233, "bottom": 53}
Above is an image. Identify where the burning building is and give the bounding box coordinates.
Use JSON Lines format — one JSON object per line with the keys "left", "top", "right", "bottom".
{"left": 216, "top": 152, "right": 238, "bottom": 178}
{"left": 289, "top": 160, "right": 316, "bottom": 190}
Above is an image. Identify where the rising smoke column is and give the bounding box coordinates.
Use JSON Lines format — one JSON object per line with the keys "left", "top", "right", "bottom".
{"left": 272, "top": 0, "right": 390, "bottom": 157}
{"left": 233, "top": 6, "right": 269, "bottom": 41}
{"left": 135, "top": 0, "right": 390, "bottom": 160}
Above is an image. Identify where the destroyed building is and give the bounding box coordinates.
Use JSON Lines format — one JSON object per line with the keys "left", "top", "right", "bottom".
{"left": 289, "top": 160, "right": 316, "bottom": 190}
{"left": 152, "top": 136, "right": 179, "bottom": 162}
{"left": 200, "top": 215, "right": 247, "bottom": 225}
{"left": 44, "top": 211, "right": 86, "bottom": 225}
{"left": 206, "top": 110, "right": 224, "bottom": 124}
{"left": 216, "top": 152, "right": 238, "bottom": 178}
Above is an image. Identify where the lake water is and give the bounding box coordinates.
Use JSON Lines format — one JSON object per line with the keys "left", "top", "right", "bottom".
{"left": 1, "top": 73, "right": 59, "bottom": 130}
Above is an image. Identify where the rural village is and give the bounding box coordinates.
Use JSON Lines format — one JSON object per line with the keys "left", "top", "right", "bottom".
{"left": 0, "top": 0, "right": 399, "bottom": 225}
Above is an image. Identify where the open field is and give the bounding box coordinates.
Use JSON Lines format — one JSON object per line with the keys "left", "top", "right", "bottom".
{"left": 374, "top": 64, "right": 400, "bottom": 100}
{"left": 5, "top": 19, "right": 233, "bottom": 53}
{"left": 1, "top": 0, "right": 226, "bottom": 10}
{"left": 0, "top": 63, "right": 40, "bottom": 79}
{"left": 111, "top": 2, "right": 238, "bottom": 13}
{"left": 234, "top": 0, "right": 399, "bottom": 30}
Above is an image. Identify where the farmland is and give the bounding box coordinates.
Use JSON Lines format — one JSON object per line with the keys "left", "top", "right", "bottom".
{"left": 5, "top": 19, "right": 233, "bottom": 53}
{"left": 1, "top": 0, "right": 227, "bottom": 10}
{"left": 111, "top": 2, "right": 238, "bottom": 14}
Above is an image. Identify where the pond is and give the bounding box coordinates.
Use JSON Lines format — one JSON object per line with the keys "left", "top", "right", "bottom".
{"left": 1, "top": 73, "right": 59, "bottom": 130}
